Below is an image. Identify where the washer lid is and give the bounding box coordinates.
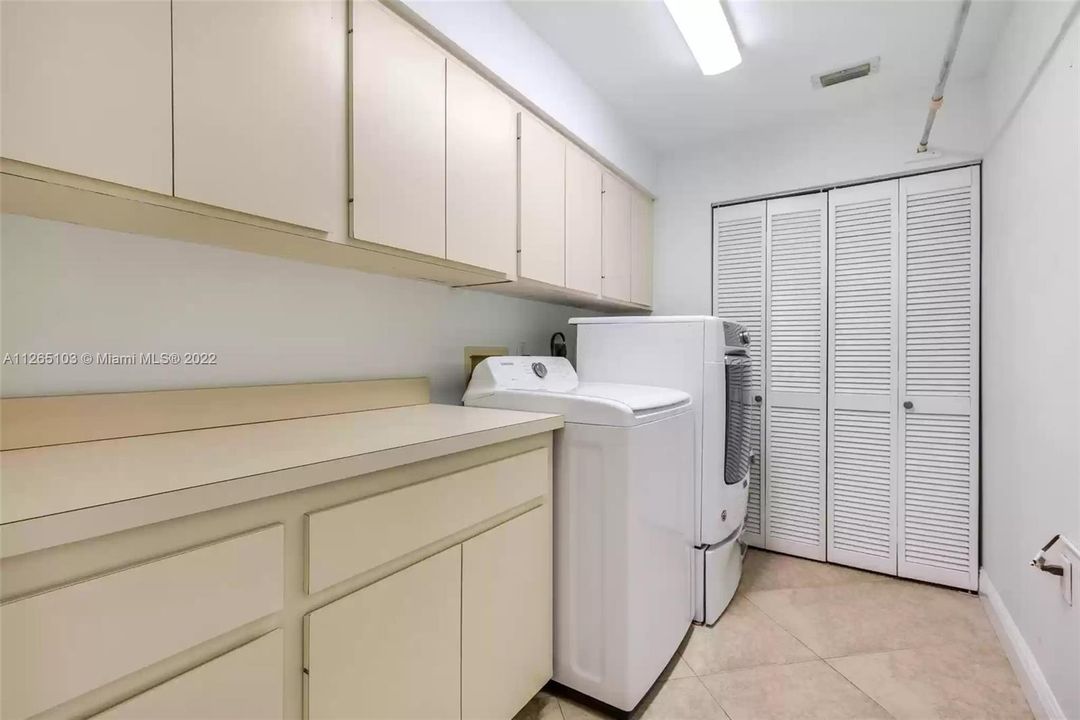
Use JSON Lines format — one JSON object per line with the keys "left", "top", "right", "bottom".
{"left": 570, "top": 315, "right": 721, "bottom": 325}
{"left": 471, "top": 384, "right": 690, "bottom": 426}
{"left": 462, "top": 357, "right": 691, "bottom": 427}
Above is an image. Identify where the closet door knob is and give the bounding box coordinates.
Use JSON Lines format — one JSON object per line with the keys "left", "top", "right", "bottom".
{"left": 754, "top": 395, "right": 763, "bottom": 403}
{"left": 903, "top": 401, "right": 914, "bottom": 410}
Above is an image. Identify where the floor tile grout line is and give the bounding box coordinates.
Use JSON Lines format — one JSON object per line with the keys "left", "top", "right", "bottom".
{"left": 695, "top": 669, "right": 740, "bottom": 720}
{"left": 739, "top": 590, "right": 825, "bottom": 661}
{"left": 822, "top": 657, "right": 900, "bottom": 720}
{"left": 686, "top": 674, "right": 728, "bottom": 718}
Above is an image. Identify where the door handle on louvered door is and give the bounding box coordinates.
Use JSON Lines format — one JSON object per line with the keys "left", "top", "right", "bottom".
{"left": 903, "top": 401, "right": 914, "bottom": 410}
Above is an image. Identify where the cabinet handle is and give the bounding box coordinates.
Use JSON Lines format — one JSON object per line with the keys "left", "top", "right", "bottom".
{"left": 903, "top": 400, "right": 914, "bottom": 410}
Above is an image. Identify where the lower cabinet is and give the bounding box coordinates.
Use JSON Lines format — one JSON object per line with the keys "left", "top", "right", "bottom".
{"left": 463, "top": 506, "right": 553, "bottom": 720}
{"left": 94, "top": 631, "right": 284, "bottom": 720}
{"left": 304, "top": 507, "right": 553, "bottom": 720}
{"left": 305, "top": 546, "right": 462, "bottom": 720}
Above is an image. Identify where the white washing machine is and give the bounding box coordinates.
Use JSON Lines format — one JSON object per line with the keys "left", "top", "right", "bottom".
{"left": 463, "top": 356, "right": 694, "bottom": 711}
{"left": 572, "top": 316, "right": 754, "bottom": 625}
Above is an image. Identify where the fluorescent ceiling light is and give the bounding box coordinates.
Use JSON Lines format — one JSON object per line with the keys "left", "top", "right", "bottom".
{"left": 663, "top": 0, "right": 741, "bottom": 75}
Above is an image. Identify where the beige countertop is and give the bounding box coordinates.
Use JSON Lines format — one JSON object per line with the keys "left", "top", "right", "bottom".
{"left": 0, "top": 403, "right": 561, "bottom": 555}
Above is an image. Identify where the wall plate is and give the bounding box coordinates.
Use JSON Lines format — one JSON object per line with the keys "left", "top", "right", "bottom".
{"left": 1061, "top": 554, "right": 1074, "bottom": 606}
{"left": 464, "top": 346, "right": 508, "bottom": 382}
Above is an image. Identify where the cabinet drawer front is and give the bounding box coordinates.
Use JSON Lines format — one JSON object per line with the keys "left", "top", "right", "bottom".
{"left": 307, "top": 448, "right": 548, "bottom": 593}
{"left": 0, "top": 526, "right": 284, "bottom": 720}
{"left": 305, "top": 547, "right": 461, "bottom": 720}
{"left": 94, "top": 631, "right": 284, "bottom": 720}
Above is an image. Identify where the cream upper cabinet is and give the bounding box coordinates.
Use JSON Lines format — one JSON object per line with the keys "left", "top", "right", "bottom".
{"left": 446, "top": 60, "right": 517, "bottom": 276}
{"left": 601, "top": 171, "right": 632, "bottom": 302}
{"left": 519, "top": 112, "right": 566, "bottom": 287}
{"left": 631, "top": 190, "right": 654, "bottom": 306}
{"left": 305, "top": 546, "right": 462, "bottom": 720}
{"left": 564, "top": 146, "right": 603, "bottom": 296}
{"left": 0, "top": 0, "right": 172, "bottom": 194}
{"left": 351, "top": 0, "right": 446, "bottom": 257}
{"left": 462, "top": 505, "right": 553, "bottom": 720}
{"left": 172, "top": 0, "right": 334, "bottom": 231}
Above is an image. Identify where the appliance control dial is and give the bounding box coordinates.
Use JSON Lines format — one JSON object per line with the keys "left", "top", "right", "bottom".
{"left": 739, "top": 330, "right": 751, "bottom": 345}
{"left": 531, "top": 362, "right": 548, "bottom": 379}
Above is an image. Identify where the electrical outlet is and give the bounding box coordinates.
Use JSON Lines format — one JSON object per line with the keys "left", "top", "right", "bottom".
{"left": 1061, "top": 554, "right": 1074, "bottom": 606}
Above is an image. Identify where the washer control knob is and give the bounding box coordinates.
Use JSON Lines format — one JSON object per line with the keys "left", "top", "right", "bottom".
{"left": 739, "top": 330, "right": 751, "bottom": 345}
{"left": 531, "top": 362, "right": 548, "bottom": 379}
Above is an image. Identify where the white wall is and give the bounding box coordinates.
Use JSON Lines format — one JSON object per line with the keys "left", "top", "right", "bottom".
{"left": 402, "top": 0, "right": 657, "bottom": 190}
{"left": 0, "top": 215, "right": 578, "bottom": 404}
{"left": 980, "top": 4, "right": 1079, "bottom": 718}
{"left": 651, "top": 80, "right": 988, "bottom": 314}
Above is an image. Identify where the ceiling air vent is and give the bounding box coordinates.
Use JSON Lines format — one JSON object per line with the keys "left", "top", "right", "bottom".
{"left": 812, "top": 57, "right": 880, "bottom": 89}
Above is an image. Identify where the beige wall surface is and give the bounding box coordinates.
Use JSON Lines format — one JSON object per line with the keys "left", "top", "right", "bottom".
{"left": 0, "top": 215, "right": 578, "bottom": 404}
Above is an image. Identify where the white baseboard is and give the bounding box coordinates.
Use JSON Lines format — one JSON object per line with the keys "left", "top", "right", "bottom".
{"left": 979, "top": 568, "right": 1066, "bottom": 720}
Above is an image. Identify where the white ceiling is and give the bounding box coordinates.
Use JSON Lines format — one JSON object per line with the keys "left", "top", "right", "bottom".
{"left": 508, "top": 0, "right": 1014, "bottom": 152}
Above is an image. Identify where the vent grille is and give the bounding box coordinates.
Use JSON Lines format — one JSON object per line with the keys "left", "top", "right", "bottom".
{"left": 812, "top": 57, "right": 880, "bottom": 89}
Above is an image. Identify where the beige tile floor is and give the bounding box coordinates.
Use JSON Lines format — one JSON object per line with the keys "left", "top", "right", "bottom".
{"left": 516, "top": 549, "right": 1031, "bottom": 720}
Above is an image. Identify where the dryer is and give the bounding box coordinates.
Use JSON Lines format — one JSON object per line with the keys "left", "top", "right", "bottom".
{"left": 571, "top": 316, "right": 753, "bottom": 625}
{"left": 463, "top": 356, "right": 694, "bottom": 711}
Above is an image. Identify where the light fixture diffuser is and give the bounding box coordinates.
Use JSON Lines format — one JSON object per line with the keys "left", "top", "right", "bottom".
{"left": 663, "top": 0, "right": 741, "bottom": 75}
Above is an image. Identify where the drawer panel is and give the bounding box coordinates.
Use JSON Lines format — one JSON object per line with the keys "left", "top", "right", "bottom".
{"left": 95, "top": 630, "right": 284, "bottom": 719}
{"left": 0, "top": 525, "right": 284, "bottom": 720}
{"left": 307, "top": 448, "right": 548, "bottom": 593}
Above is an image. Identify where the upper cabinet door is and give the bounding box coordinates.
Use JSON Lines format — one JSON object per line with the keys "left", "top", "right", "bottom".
{"left": 518, "top": 112, "right": 566, "bottom": 287}
{"left": 630, "top": 191, "right": 653, "bottom": 306}
{"left": 601, "top": 171, "right": 632, "bottom": 302}
{"left": 173, "top": 0, "right": 334, "bottom": 231}
{"left": 0, "top": 0, "right": 172, "bottom": 194}
{"left": 351, "top": 1, "right": 446, "bottom": 257}
{"left": 446, "top": 60, "right": 517, "bottom": 276}
{"left": 564, "top": 146, "right": 602, "bottom": 296}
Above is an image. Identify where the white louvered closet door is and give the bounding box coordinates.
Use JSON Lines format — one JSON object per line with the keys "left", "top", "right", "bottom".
{"left": 712, "top": 201, "right": 767, "bottom": 548}
{"left": 898, "top": 167, "right": 980, "bottom": 591}
{"left": 827, "top": 181, "right": 899, "bottom": 574}
{"left": 765, "top": 194, "right": 828, "bottom": 560}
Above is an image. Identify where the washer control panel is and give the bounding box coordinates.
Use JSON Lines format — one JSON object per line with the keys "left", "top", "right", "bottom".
{"left": 475, "top": 356, "right": 577, "bottom": 392}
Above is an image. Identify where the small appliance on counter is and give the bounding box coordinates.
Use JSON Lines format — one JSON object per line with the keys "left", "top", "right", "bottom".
{"left": 464, "top": 356, "right": 694, "bottom": 711}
